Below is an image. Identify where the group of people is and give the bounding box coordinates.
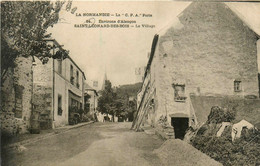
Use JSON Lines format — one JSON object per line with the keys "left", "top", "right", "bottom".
{"left": 96, "top": 113, "right": 118, "bottom": 122}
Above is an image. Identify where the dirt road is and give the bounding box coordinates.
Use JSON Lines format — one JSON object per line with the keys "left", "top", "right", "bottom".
{"left": 2, "top": 122, "right": 221, "bottom": 166}
{"left": 2, "top": 122, "right": 163, "bottom": 166}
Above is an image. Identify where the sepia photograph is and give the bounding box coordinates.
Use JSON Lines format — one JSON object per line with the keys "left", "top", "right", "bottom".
{"left": 1, "top": 1, "right": 260, "bottom": 166}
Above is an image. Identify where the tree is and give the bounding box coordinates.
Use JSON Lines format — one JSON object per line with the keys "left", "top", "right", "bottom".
{"left": 97, "top": 80, "right": 128, "bottom": 121}
{"left": 1, "top": 1, "right": 80, "bottom": 135}
{"left": 97, "top": 80, "right": 139, "bottom": 122}
{"left": 114, "top": 83, "right": 140, "bottom": 121}
{"left": 1, "top": 1, "right": 66, "bottom": 84}
{"left": 84, "top": 93, "right": 91, "bottom": 113}
{"left": 97, "top": 80, "right": 116, "bottom": 116}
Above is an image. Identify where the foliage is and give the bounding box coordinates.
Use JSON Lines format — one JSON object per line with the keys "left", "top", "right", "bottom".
{"left": 69, "top": 105, "right": 95, "bottom": 123}
{"left": 97, "top": 80, "right": 116, "bottom": 115}
{"left": 207, "top": 106, "right": 236, "bottom": 124}
{"left": 1, "top": 1, "right": 67, "bottom": 83}
{"left": 69, "top": 106, "right": 84, "bottom": 115}
{"left": 190, "top": 106, "right": 260, "bottom": 166}
{"left": 116, "top": 82, "right": 142, "bottom": 97}
{"left": 97, "top": 80, "right": 139, "bottom": 120}
{"left": 191, "top": 125, "right": 260, "bottom": 166}
{"left": 69, "top": 106, "right": 78, "bottom": 115}
{"left": 69, "top": 106, "right": 86, "bottom": 125}
{"left": 114, "top": 83, "right": 140, "bottom": 120}
{"left": 84, "top": 93, "right": 91, "bottom": 112}
{"left": 85, "top": 93, "right": 91, "bottom": 101}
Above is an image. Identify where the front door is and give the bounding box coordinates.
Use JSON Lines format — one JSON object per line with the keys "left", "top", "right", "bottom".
{"left": 171, "top": 117, "right": 189, "bottom": 140}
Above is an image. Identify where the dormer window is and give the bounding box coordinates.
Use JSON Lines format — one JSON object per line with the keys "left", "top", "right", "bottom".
{"left": 234, "top": 80, "right": 242, "bottom": 92}
{"left": 172, "top": 83, "right": 187, "bottom": 102}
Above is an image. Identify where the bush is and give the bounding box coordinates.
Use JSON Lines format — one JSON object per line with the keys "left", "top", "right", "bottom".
{"left": 207, "top": 106, "right": 236, "bottom": 124}
{"left": 191, "top": 128, "right": 260, "bottom": 165}
{"left": 81, "top": 113, "right": 90, "bottom": 122}
{"left": 69, "top": 106, "right": 85, "bottom": 125}
{"left": 191, "top": 106, "right": 260, "bottom": 166}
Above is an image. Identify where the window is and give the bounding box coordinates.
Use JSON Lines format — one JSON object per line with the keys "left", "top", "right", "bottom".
{"left": 14, "top": 85, "right": 23, "bottom": 118}
{"left": 76, "top": 71, "right": 79, "bottom": 88}
{"left": 71, "top": 98, "right": 80, "bottom": 108}
{"left": 57, "top": 59, "right": 62, "bottom": 74}
{"left": 234, "top": 80, "right": 242, "bottom": 92}
{"left": 58, "top": 95, "right": 62, "bottom": 116}
{"left": 70, "top": 65, "right": 74, "bottom": 84}
{"left": 172, "top": 84, "right": 186, "bottom": 102}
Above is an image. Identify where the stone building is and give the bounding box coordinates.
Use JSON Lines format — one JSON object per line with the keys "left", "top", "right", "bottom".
{"left": 133, "top": 2, "right": 260, "bottom": 139}
{"left": 1, "top": 56, "right": 34, "bottom": 135}
{"left": 84, "top": 83, "right": 98, "bottom": 116}
{"left": 33, "top": 39, "right": 86, "bottom": 129}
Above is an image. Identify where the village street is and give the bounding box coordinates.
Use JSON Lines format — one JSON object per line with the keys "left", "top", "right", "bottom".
{"left": 2, "top": 122, "right": 222, "bottom": 166}
{"left": 2, "top": 122, "right": 164, "bottom": 166}
{"left": 1, "top": 2, "right": 260, "bottom": 166}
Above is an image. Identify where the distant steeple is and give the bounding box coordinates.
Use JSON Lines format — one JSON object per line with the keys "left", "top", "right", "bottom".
{"left": 101, "top": 72, "right": 107, "bottom": 90}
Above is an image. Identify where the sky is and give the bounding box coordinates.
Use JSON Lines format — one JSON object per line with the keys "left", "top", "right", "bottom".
{"left": 48, "top": 1, "right": 260, "bottom": 89}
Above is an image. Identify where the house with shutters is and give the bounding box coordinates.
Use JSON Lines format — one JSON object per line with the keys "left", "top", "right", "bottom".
{"left": 133, "top": 2, "right": 260, "bottom": 139}
{"left": 33, "top": 39, "right": 86, "bottom": 129}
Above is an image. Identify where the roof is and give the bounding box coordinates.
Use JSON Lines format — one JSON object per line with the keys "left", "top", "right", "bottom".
{"left": 84, "top": 82, "right": 98, "bottom": 96}
{"left": 45, "top": 39, "right": 86, "bottom": 80}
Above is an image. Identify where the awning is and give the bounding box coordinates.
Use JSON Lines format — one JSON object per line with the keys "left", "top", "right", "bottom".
{"left": 68, "top": 90, "right": 82, "bottom": 102}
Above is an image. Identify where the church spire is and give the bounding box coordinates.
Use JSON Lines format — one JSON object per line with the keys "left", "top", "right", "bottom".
{"left": 101, "top": 72, "right": 107, "bottom": 90}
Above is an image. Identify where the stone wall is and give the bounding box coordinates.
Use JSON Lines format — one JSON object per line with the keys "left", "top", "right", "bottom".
{"left": 32, "top": 58, "right": 53, "bottom": 129}
{"left": 191, "top": 96, "right": 260, "bottom": 125}
{"left": 33, "top": 85, "right": 53, "bottom": 129}
{"left": 1, "top": 56, "right": 33, "bottom": 135}
{"left": 135, "top": 2, "right": 259, "bottom": 130}
{"left": 155, "top": 2, "right": 259, "bottom": 122}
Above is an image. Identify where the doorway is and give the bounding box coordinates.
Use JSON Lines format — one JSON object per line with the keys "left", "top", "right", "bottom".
{"left": 171, "top": 117, "right": 189, "bottom": 140}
